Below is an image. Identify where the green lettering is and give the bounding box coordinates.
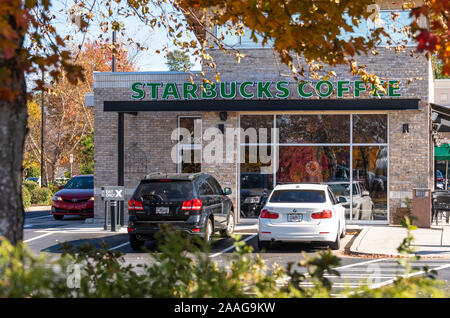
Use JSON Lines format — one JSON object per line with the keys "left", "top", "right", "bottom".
{"left": 131, "top": 82, "right": 145, "bottom": 100}
{"left": 316, "top": 81, "right": 333, "bottom": 98}
{"left": 372, "top": 81, "right": 385, "bottom": 97}
{"left": 257, "top": 81, "right": 273, "bottom": 99}
{"left": 146, "top": 83, "right": 161, "bottom": 99}
{"left": 354, "top": 80, "right": 366, "bottom": 98}
{"left": 298, "top": 81, "right": 313, "bottom": 98}
{"left": 337, "top": 81, "right": 350, "bottom": 98}
{"left": 162, "top": 83, "right": 180, "bottom": 99}
{"left": 202, "top": 82, "right": 217, "bottom": 99}
{"left": 388, "top": 80, "right": 402, "bottom": 97}
{"left": 183, "top": 82, "right": 198, "bottom": 99}
{"left": 220, "top": 82, "right": 237, "bottom": 99}
{"left": 275, "top": 81, "right": 290, "bottom": 98}
{"left": 239, "top": 81, "right": 255, "bottom": 99}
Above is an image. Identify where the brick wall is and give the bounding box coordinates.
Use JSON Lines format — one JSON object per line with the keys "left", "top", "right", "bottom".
{"left": 94, "top": 45, "right": 431, "bottom": 224}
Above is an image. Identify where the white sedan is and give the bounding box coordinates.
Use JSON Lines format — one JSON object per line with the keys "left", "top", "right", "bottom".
{"left": 258, "top": 183, "right": 346, "bottom": 250}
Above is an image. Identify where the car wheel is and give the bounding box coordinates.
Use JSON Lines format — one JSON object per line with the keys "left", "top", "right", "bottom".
{"left": 257, "top": 238, "right": 271, "bottom": 251}
{"left": 329, "top": 230, "right": 341, "bottom": 251}
{"left": 53, "top": 215, "right": 63, "bottom": 220}
{"left": 220, "top": 212, "right": 235, "bottom": 237}
{"left": 204, "top": 218, "right": 213, "bottom": 244}
{"left": 129, "top": 234, "right": 144, "bottom": 251}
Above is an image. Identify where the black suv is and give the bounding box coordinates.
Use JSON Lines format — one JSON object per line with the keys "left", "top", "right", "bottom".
{"left": 127, "top": 172, "right": 234, "bottom": 250}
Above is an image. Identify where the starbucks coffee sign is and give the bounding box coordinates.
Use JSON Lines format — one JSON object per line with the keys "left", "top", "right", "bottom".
{"left": 131, "top": 80, "right": 402, "bottom": 100}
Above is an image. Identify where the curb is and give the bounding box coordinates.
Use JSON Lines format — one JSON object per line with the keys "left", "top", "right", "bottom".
{"left": 343, "top": 227, "right": 450, "bottom": 259}
{"left": 25, "top": 206, "right": 51, "bottom": 212}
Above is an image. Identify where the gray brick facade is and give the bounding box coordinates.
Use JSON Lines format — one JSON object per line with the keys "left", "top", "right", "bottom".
{"left": 93, "top": 43, "right": 432, "bottom": 226}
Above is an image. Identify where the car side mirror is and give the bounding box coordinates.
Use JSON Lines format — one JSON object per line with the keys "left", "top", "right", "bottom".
{"left": 224, "top": 187, "right": 232, "bottom": 195}
{"left": 362, "top": 191, "right": 370, "bottom": 197}
{"left": 338, "top": 197, "right": 347, "bottom": 203}
{"left": 58, "top": 185, "right": 64, "bottom": 190}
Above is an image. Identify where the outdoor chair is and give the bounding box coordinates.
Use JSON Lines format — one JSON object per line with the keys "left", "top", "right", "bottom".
{"left": 432, "top": 192, "right": 450, "bottom": 225}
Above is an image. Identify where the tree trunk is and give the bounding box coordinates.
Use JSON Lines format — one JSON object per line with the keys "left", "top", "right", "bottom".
{"left": 0, "top": 60, "right": 27, "bottom": 245}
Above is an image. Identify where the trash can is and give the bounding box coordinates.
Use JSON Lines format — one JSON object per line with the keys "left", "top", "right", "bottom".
{"left": 412, "top": 188, "right": 431, "bottom": 228}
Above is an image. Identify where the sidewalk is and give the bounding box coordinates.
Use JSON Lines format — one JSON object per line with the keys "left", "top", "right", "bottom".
{"left": 348, "top": 224, "right": 450, "bottom": 258}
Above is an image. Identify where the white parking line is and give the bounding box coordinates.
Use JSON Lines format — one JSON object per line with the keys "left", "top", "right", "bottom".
{"left": 209, "top": 234, "right": 257, "bottom": 258}
{"left": 108, "top": 241, "right": 130, "bottom": 251}
{"left": 336, "top": 258, "right": 387, "bottom": 270}
{"left": 23, "top": 232, "right": 54, "bottom": 243}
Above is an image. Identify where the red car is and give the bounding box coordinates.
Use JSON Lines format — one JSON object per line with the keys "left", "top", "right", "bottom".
{"left": 51, "top": 175, "right": 94, "bottom": 220}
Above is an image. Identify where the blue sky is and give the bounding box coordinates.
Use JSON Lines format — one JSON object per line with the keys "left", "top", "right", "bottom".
{"left": 50, "top": 0, "right": 201, "bottom": 71}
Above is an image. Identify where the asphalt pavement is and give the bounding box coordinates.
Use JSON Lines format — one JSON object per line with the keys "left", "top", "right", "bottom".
{"left": 23, "top": 209, "right": 450, "bottom": 295}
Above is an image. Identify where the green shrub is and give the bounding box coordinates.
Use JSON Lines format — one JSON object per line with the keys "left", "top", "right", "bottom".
{"left": 22, "top": 187, "right": 31, "bottom": 209}
{"left": 47, "top": 182, "right": 60, "bottom": 195}
{"left": 0, "top": 217, "right": 447, "bottom": 298}
{"left": 30, "top": 187, "right": 52, "bottom": 205}
{"left": 26, "top": 164, "right": 41, "bottom": 178}
{"left": 23, "top": 180, "right": 38, "bottom": 193}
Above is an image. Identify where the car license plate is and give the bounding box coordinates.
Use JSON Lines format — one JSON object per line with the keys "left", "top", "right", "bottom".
{"left": 155, "top": 207, "right": 170, "bottom": 215}
{"left": 288, "top": 214, "right": 303, "bottom": 222}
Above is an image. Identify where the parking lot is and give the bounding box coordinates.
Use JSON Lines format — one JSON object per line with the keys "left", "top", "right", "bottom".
{"left": 23, "top": 209, "right": 450, "bottom": 295}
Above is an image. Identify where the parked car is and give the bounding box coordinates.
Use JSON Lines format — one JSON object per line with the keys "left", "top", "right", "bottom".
{"left": 257, "top": 183, "right": 346, "bottom": 250}
{"left": 51, "top": 175, "right": 94, "bottom": 220}
{"left": 127, "top": 172, "right": 234, "bottom": 250}
{"left": 327, "top": 181, "right": 374, "bottom": 220}
{"left": 240, "top": 173, "right": 272, "bottom": 218}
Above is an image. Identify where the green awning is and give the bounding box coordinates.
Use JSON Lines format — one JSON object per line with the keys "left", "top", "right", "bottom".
{"left": 435, "top": 144, "right": 450, "bottom": 161}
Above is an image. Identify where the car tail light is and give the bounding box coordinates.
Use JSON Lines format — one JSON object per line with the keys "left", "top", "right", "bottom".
{"left": 181, "top": 199, "right": 203, "bottom": 211}
{"left": 311, "top": 210, "right": 333, "bottom": 219}
{"left": 438, "top": 178, "right": 444, "bottom": 182}
{"left": 128, "top": 200, "right": 144, "bottom": 212}
{"left": 260, "top": 209, "right": 279, "bottom": 219}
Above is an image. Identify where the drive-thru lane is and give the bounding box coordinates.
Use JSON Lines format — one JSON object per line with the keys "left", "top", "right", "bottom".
{"left": 23, "top": 210, "right": 450, "bottom": 295}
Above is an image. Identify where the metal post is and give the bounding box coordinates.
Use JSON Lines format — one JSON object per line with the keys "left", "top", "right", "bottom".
{"left": 113, "top": 29, "right": 125, "bottom": 226}
{"left": 104, "top": 200, "right": 108, "bottom": 230}
{"left": 110, "top": 200, "right": 117, "bottom": 232}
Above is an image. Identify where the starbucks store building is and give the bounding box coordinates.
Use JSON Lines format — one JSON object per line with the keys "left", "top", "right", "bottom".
{"left": 91, "top": 24, "right": 435, "bottom": 226}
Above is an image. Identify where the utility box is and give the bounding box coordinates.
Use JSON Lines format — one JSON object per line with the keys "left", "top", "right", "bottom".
{"left": 412, "top": 188, "right": 431, "bottom": 228}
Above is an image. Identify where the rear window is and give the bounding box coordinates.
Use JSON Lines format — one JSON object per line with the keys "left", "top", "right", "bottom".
{"left": 269, "top": 190, "right": 326, "bottom": 203}
{"left": 134, "top": 180, "right": 194, "bottom": 202}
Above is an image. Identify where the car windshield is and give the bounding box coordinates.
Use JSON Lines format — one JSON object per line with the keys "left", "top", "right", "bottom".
{"left": 328, "top": 184, "right": 350, "bottom": 196}
{"left": 135, "top": 180, "right": 194, "bottom": 202}
{"left": 64, "top": 176, "right": 93, "bottom": 189}
{"left": 328, "top": 183, "right": 358, "bottom": 196}
{"left": 269, "top": 190, "right": 326, "bottom": 203}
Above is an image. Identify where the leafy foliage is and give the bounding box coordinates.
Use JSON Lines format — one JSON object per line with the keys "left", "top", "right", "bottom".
{"left": 0, "top": 218, "right": 447, "bottom": 298}
{"left": 22, "top": 187, "right": 31, "bottom": 209}
{"left": 411, "top": 1, "right": 450, "bottom": 75}
{"left": 165, "top": 50, "right": 195, "bottom": 71}
{"left": 30, "top": 187, "right": 52, "bottom": 205}
{"left": 79, "top": 129, "right": 94, "bottom": 175}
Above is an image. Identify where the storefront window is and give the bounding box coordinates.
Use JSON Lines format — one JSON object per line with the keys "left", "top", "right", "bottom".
{"left": 178, "top": 117, "right": 201, "bottom": 173}
{"left": 276, "top": 115, "right": 350, "bottom": 144}
{"left": 240, "top": 144, "right": 274, "bottom": 218}
{"left": 277, "top": 146, "right": 350, "bottom": 183}
{"left": 352, "top": 146, "right": 388, "bottom": 221}
{"left": 240, "top": 115, "right": 273, "bottom": 144}
{"left": 239, "top": 114, "right": 388, "bottom": 222}
{"left": 353, "top": 114, "right": 387, "bottom": 144}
